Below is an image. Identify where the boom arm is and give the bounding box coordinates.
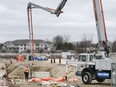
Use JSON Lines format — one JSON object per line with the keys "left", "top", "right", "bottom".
{"left": 27, "top": 0, "right": 67, "bottom": 56}
{"left": 93, "top": 0, "right": 108, "bottom": 50}
{"left": 55, "top": 0, "right": 67, "bottom": 17}
{"left": 27, "top": 2, "right": 56, "bottom": 14}
{"left": 28, "top": 0, "right": 67, "bottom": 16}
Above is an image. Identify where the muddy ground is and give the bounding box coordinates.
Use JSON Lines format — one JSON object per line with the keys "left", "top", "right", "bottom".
{"left": 0, "top": 58, "right": 112, "bottom": 87}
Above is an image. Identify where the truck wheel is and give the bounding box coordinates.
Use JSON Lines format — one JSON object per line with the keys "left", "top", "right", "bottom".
{"left": 82, "top": 72, "right": 92, "bottom": 84}
{"left": 96, "top": 78, "right": 105, "bottom": 83}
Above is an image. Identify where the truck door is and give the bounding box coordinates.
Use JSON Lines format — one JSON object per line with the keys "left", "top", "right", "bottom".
{"left": 76, "top": 55, "right": 88, "bottom": 75}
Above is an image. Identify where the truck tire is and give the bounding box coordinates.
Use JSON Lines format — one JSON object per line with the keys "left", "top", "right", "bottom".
{"left": 82, "top": 72, "right": 92, "bottom": 84}
{"left": 96, "top": 78, "right": 105, "bottom": 83}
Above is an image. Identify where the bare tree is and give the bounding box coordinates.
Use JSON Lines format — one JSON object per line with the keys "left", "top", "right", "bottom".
{"left": 52, "top": 34, "right": 74, "bottom": 50}
{"left": 63, "top": 34, "right": 71, "bottom": 43}
{"left": 53, "top": 35, "right": 64, "bottom": 50}
{"left": 81, "top": 33, "right": 93, "bottom": 43}
{"left": 75, "top": 34, "right": 93, "bottom": 53}
{"left": 53, "top": 35, "right": 64, "bottom": 45}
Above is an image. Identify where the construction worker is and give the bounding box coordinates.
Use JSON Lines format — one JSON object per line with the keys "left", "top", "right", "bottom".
{"left": 24, "top": 65, "right": 30, "bottom": 81}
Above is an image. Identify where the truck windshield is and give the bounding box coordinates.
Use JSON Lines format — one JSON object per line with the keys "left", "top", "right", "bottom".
{"left": 95, "top": 55, "right": 102, "bottom": 59}
{"left": 78, "top": 55, "right": 86, "bottom": 62}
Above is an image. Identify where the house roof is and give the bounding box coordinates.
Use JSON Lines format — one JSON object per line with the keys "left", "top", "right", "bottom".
{"left": 45, "top": 41, "right": 54, "bottom": 45}
{"left": 11, "top": 39, "right": 44, "bottom": 44}
{"left": 6, "top": 39, "right": 53, "bottom": 45}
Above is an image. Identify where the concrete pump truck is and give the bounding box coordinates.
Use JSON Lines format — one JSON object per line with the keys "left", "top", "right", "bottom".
{"left": 76, "top": 0, "right": 113, "bottom": 84}
{"left": 27, "top": 0, "right": 67, "bottom": 57}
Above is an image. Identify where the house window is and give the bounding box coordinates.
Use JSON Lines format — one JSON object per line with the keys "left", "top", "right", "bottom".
{"left": 36, "top": 48, "right": 39, "bottom": 50}
{"left": 36, "top": 44, "right": 39, "bottom": 46}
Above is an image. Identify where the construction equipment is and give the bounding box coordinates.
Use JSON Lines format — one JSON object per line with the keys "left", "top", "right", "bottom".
{"left": 27, "top": 0, "right": 67, "bottom": 56}
{"left": 93, "top": 0, "right": 109, "bottom": 56}
{"left": 76, "top": 0, "right": 113, "bottom": 84}
{"left": 93, "top": 0, "right": 107, "bottom": 43}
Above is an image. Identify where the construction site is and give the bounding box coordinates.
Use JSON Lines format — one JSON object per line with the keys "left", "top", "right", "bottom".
{"left": 0, "top": 57, "right": 112, "bottom": 87}
{"left": 0, "top": 0, "right": 116, "bottom": 87}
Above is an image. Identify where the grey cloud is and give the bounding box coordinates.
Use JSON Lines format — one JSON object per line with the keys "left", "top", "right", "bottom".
{"left": 0, "top": 0, "right": 115, "bottom": 43}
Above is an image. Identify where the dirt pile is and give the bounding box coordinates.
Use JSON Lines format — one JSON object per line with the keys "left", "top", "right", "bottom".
{"left": 7, "top": 61, "right": 77, "bottom": 80}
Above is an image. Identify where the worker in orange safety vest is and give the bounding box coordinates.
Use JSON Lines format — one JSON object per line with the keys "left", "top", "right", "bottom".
{"left": 24, "top": 65, "right": 30, "bottom": 81}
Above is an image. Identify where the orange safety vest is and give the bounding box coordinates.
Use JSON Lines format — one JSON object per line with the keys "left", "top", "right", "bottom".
{"left": 24, "top": 67, "right": 29, "bottom": 72}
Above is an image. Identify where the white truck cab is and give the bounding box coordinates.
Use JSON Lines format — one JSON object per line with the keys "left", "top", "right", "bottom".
{"left": 76, "top": 52, "right": 113, "bottom": 84}
{"left": 76, "top": 53, "right": 95, "bottom": 76}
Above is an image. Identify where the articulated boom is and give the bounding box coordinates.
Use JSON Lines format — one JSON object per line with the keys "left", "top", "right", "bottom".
{"left": 27, "top": 0, "right": 67, "bottom": 56}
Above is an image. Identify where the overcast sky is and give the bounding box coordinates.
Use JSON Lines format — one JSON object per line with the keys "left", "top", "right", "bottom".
{"left": 0, "top": 0, "right": 116, "bottom": 43}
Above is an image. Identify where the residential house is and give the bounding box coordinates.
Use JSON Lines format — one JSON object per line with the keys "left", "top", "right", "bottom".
{"left": 1, "top": 39, "right": 54, "bottom": 53}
